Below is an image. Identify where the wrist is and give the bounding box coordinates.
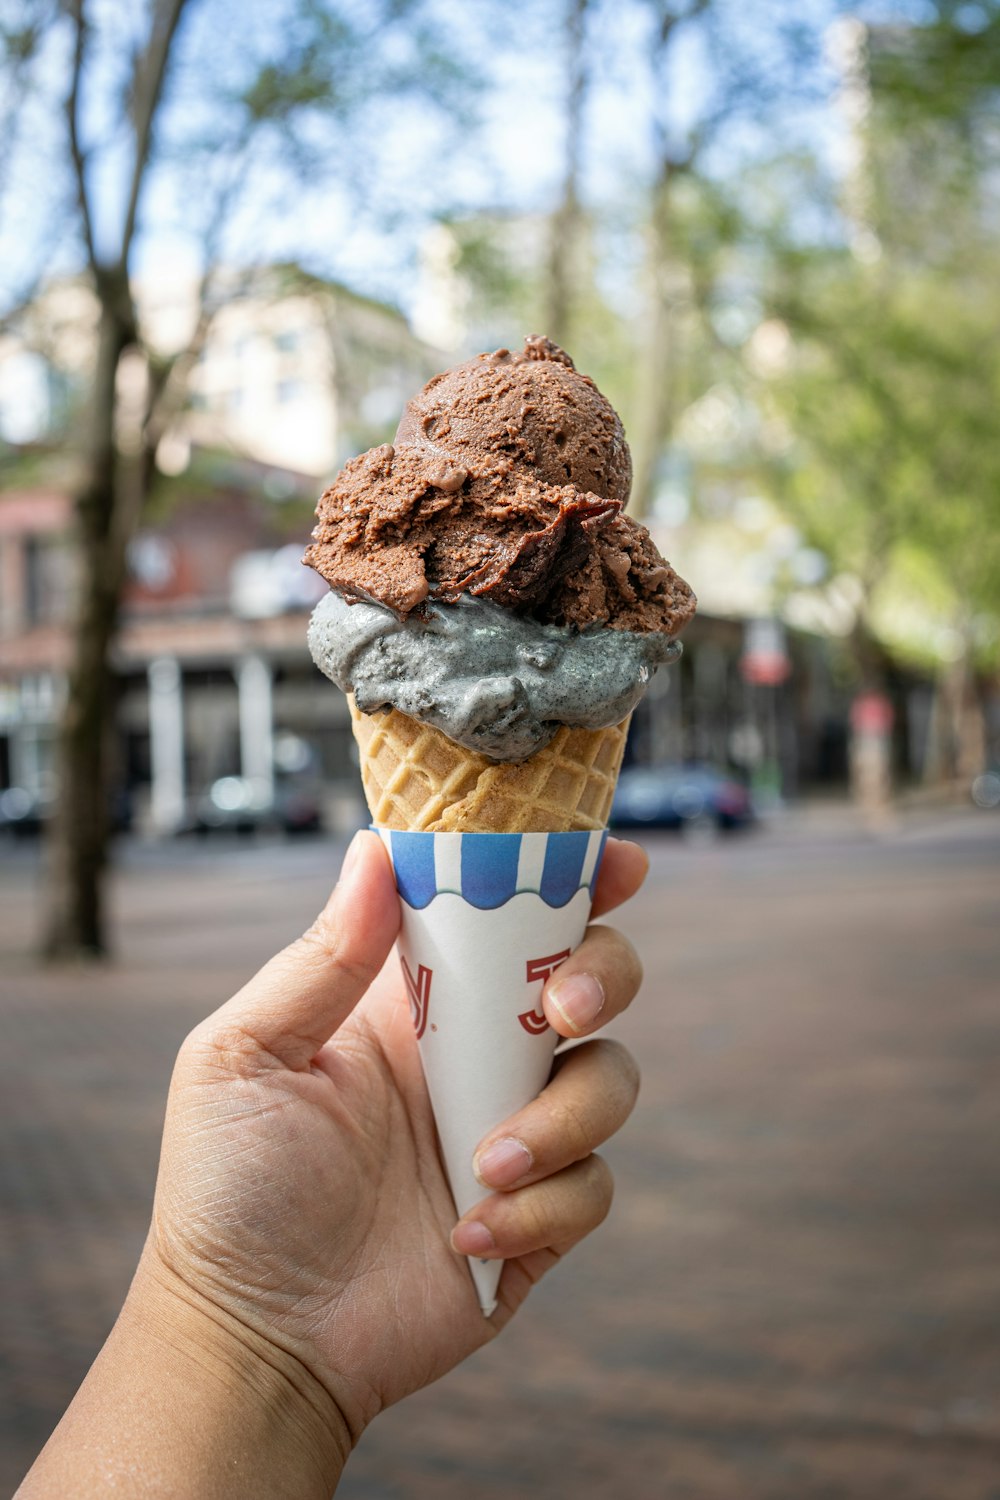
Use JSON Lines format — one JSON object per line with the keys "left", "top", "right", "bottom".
{"left": 126, "top": 1252, "right": 354, "bottom": 1493}
{"left": 19, "top": 1248, "right": 355, "bottom": 1500}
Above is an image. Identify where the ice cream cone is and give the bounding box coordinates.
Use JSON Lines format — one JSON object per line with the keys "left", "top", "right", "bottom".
{"left": 349, "top": 696, "right": 630, "bottom": 833}
{"left": 351, "top": 701, "right": 627, "bottom": 1311}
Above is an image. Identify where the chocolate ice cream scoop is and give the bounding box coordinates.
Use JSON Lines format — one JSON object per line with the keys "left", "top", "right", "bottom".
{"left": 394, "top": 335, "right": 632, "bottom": 503}
{"left": 304, "top": 336, "right": 695, "bottom": 636}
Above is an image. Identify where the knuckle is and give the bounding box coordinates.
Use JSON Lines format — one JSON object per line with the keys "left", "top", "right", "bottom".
{"left": 514, "top": 1187, "right": 556, "bottom": 1248}
{"left": 583, "top": 926, "right": 643, "bottom": 1003}
{"left": 545, "top": 1090, "right": 598, "bottom": 1163}
{"left": 547, "top": 1039, "right": 641, "bottom": 1142}
{"left": 181, "top": 1018, "right": 260, "bottom": 1074}
{"left": 295, "top": 922, "right": 373, "bottom": 993}
{"left": 293, "top": 921, "right": 340, "bottom": 971}
{"left": 601, "top": 1038, "right": 642, "bottom": 1109}
{"left": 611, "top": 935, "right": 643, "bottom": 997}
{"left": 583, "top": 1153, "right": 615, "bottom": 1226}
{"left": 504, "top": 1156, "right": 615, "bottom": 1253}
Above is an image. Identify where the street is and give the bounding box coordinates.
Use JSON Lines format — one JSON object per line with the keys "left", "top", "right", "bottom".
{"left": 2, "top": 808, "right": 999, "bottom": 1498}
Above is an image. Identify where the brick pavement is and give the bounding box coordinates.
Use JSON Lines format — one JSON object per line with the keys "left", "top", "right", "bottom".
{"left": 2, "top": 812, "right": 1000, "bottom": 1498}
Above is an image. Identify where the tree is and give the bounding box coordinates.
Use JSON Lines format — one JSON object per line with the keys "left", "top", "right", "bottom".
{"left": 0, "top": 0, "right": 469, "bottom": 958}
{"left": 625, "top": 1, "right": 830, "bottom": 518}
{"left": 747, "top": 5, "right": 1000, "bottom": 782}
{"left": 41, "top": 0, "right": 187, "bottom": 960}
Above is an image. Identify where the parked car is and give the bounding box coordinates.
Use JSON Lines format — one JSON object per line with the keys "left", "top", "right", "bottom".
{"left": 189, "top": 775, "right": 322, "bottom": 836}
{"left": 0, "top": 785, "right": 132, "bottom": 838}
{"left": 610, "top": 765, "right": 754, "bottom": 833}
{"left": 971, "top": 770, "right": 1000, "bottom": 810}
{"left": 0, "top": 786, "right": 52, "bottom": 838}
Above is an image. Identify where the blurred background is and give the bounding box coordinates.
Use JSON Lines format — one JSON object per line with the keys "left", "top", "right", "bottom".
{"left": 2, "top": 1, "right": 999, "bottom": 1495}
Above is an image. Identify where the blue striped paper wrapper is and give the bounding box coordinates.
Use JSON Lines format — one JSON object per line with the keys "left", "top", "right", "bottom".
{"left": 376, "top": 830, "right": 608, "bottom": 1316}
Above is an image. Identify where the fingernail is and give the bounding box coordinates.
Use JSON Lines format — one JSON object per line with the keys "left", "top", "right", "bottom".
{"left": 548, "top": 973, "right": 605, "bottom": 1034}
{"left": 475, "top": 1136, "right": 532, "bottom": 1189}
{"left": 451, "top": 1220, "right": 496, "bottom": 1256}
{"left": 340, "top": 831, "right": 365, "bottom": 881}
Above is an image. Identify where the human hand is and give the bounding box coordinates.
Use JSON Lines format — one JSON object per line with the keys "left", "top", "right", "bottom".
{"left": 144, "top": 832, "right": 646, "bottom": 1452}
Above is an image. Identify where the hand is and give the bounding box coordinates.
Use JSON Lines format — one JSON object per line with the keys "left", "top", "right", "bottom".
{"left": 145, "top": 832, "right": 646, "bottom": 1449}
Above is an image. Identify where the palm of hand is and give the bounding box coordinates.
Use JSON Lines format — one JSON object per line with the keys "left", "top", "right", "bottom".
{"left": 153, "top": 961, "right": 510, "bottom": 1423}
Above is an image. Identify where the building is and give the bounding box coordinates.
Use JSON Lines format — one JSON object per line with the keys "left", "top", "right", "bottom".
{"left": 0, "top": 265, "right": 443, "bottom": 480}
{"left": 0, "top": 266, "right": 450, "bottom": 835}
{"left": 0, "top": 459, "right": 369, "bottom": 835}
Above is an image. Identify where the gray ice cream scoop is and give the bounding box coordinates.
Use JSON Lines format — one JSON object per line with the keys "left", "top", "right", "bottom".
{"left": 307, "top": 590, "right": 681, "bottom": 762}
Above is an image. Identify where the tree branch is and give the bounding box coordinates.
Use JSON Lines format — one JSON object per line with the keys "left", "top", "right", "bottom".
{"left": 133, "top": 126, "right": 259, "bottom": 526}
{"left": 119, "top": 0, "right": 188, "bottom": 266}
{"left": 66, "top": 0, "right": 98, "bottom": 272}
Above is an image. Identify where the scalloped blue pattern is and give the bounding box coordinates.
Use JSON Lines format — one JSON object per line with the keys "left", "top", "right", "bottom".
{"left": 379, "top": 830, "right": 608, "bottom": 910}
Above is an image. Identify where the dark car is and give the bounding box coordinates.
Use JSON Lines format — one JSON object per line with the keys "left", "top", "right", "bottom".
{"left": 971, "top": 770, "right": 1000, "bottom": 810}
{"left": 0, "top": 786, "right": 52, "bottom": 838}
{"left": 610, "top": 765, "right": 753, "bottom": 833}
{"left": 0, "top": 785, "right": 132, "bottom": 838}
{"left": 190, "top": 775, "right": 323, "bottom": 836}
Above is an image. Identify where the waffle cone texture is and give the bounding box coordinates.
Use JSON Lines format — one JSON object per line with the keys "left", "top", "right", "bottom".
{"left": 349, "top": 697, "right": 630, "bottom": 833}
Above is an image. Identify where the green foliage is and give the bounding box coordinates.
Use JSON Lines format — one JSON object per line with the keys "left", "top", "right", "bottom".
{"left": 747, "top": 5, "right": 1000, "bottom": 669}
{"left": 869, "top": 1, "right": 1000, "bottom": 133}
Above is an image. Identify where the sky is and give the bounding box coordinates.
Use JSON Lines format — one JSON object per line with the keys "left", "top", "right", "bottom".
{"left": 0, "top": 0, "right": 851, "bottom": 322}
{"left": 2, "top": 0, "right": 965, "bottom": 328}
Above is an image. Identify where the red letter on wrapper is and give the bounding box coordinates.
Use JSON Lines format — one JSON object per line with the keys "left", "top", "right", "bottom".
{"left": 519, "top": 949, "right": 572, "bottom": 1035}
{"left": 401, "top": 956, "right": 432, "bottom": 1040}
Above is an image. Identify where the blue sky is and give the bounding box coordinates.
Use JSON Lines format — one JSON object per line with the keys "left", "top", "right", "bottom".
{"left": 0, "top": 0, "right": 915, "bottom": 320}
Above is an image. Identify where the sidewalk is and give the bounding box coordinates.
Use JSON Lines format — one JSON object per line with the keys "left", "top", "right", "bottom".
{"left": 3, "top": 812, "right": 1000, "bottom": 1497}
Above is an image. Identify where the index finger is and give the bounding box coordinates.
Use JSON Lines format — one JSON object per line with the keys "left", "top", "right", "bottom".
{"left": 589, "top": 836, "right": 649, "bottom": 918}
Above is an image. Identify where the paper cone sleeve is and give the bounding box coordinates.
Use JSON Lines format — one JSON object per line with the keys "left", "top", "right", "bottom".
{"left": 376, "top": 826, "right": 609, "bottom": 1315}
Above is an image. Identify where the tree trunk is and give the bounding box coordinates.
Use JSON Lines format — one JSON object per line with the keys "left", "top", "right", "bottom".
{"left": 926, "top": 642, "right": 983, "bottom": 789}
{"left": 844, "top": 614, "right": 895, "bottom": 817}
{"left": 629, "top": 173, "right": 682, "bottom": 518}
{"left": 44, "top": 281, "right": 135, "bottom": 959}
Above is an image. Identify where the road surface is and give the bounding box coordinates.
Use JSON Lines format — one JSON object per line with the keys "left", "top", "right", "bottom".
{"left": 2, "top": 807, "right": 998, "bottom": 1497}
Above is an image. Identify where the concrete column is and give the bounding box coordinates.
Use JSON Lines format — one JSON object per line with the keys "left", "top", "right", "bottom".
{"left": 148, "top": 657, "right": 185, "bottom": 833}
{"left": 648, "top": 670, "right": 678, "bottom": 767}
{"left": 9, "top": 724, "right": 38, "bottom": 792}
{"left": 237, "top": 654, "right": 274, "bottom": 804}
{"left": 0, "top": 539, "right": 25, "bottom": 635}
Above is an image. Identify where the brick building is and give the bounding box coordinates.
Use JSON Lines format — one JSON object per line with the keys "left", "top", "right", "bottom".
{"left": 0, "top": 461, "right": 365, "bottom": 836}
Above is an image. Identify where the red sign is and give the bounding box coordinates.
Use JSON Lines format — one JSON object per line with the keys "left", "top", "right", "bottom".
{"left": 741, "top": 652, "right": 791, "bottom": 686}
{"left": 850, "top": 692, "right": 893, "bottom": 737}
{"left": 742, "top": 618, "right": 791, "bottom": 685}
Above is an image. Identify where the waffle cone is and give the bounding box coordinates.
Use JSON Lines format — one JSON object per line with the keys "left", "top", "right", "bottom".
{"left": 349, "top": 697, "right": 629, "bottom": 832}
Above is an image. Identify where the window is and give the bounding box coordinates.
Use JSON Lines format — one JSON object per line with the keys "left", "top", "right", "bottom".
{"left": 24, "top": 537, "right": 43, "bottom": 626}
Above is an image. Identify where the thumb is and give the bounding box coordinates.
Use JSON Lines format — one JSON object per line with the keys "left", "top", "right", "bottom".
{"left": 210, "top": 831, "right": 400, "bottom": 1069}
